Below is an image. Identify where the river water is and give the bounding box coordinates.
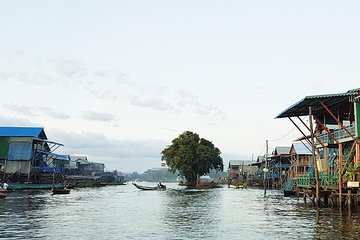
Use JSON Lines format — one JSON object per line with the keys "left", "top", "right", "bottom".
{"left": 1, "top": 183, "right": 360, "bottom": 239}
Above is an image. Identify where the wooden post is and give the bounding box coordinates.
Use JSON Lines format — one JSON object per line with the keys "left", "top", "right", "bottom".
{"left": 347, "top": 189, "right": 352, "bottom": 207}
{"left": 356, "top": 140, "right": 360, "bottom": 164}
{"left": 264, "top": 140, "right": 268, "bottom": 196}
{"left": 339, "top": 143, "right": 343, "bottom": 206}
{"left": 324, "top": 147, "right": 329, "bottom": 173}
{"left": 309, "top": 107, "right": 320, "bottom": 207}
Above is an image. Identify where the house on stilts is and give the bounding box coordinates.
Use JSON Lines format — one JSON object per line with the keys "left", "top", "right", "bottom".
{"left": 277, "top": 88, "right": 360, "bottom": 207}
{"left": 0, "top": 127, "right": 69, "bottom": 189}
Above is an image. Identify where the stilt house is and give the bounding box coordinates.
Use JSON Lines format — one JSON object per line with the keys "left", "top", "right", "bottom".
{"left": 0, "top": 127, "right": 69, "bottom": 183}
{"left": 277, "top": 88, "right": 360, "bottom": 205}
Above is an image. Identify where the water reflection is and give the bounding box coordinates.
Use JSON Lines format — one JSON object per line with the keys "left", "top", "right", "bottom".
{"left": 0, "top": 191, "right": 49, "bottom": 239}
{"left": 163, "top": 189, "right": 221, "bottom": 239}
{"left": 314, "top": 208, "right": 360, "bottom": 240}
{"left": 1, "top": 186, "right": 360, "bottom": 239}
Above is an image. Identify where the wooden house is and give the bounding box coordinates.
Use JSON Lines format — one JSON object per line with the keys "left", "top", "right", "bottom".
{"left": 0, "top": 126, "right": 69, "bottom": 184}
{"left": 268, "top": 147, "right": 291, "bottom": 188}
{"left": 277, "top": 88, "right": 360, "bottom": 206}
{"left": 289, "top": 142, "right": 312, "bottom": 178}
{"left": 228, "top": 160, "right": 257, "bottom": 187}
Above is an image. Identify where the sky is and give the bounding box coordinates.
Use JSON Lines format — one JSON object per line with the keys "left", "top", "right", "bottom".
{"left": 1, "top": 1, "right": 360, "bottom": 173}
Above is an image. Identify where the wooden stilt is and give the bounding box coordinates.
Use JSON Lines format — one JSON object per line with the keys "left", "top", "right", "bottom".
{"left": 339, "top": 143, "right": 343, "bottom": 207}
{"left": 348, "top": 189, "right": 352, "bottom": 206}
{"left": 309, "top": 107, "right": 320, "bottom": 207}
{"left": 356, "top": 140, "right": 360, "bottom": 164}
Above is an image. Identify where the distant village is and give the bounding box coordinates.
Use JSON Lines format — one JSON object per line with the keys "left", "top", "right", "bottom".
{"left": 1, "top": 88, "right": 360, "bottom": 208}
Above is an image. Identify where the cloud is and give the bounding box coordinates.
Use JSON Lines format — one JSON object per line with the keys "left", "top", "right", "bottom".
{"left": 253, "top": 85, "right": 264, "bottom": 91}
{"left": 176, "top": 90, "right": 227, "bottom": 120}
{"left": 127, "top": 94, "right": 174, "bottom": 112}
{"left": 3, "top": 104, "right": 70, "bottom": 120}
{"left": 46, "top": 129, "right": 247, "bottom": 173}
{"left": 0, "top": 115, "right": 40, "bottom": 126}
{"left": 48, "top": 129, "right": 168, "bottom": 172}
{"left": 90, "top": 89, "right": 118, "bottom": 101}
{"left": 3, "top": 104, "right": 39, "bottom": 117}
{"left": 1, "top": 53, "right": 226, "bottom": 121}
{"left": 52, "top": 59, "right": 86, "bottom": 78}
{"left": 38, "top": 107, "right": 70, "bottom": 119}
{"left": 82, "top": 111, "right": 116, "bottom": 122}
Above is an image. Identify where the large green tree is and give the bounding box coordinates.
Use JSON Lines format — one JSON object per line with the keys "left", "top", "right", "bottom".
{"left": 161, "top": 131, "right": 223, "bottom": 187}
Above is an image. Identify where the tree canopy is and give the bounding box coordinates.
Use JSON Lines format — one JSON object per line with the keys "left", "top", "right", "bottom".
{"left": 161, "top": 131, "right": 223, "bottom": 187}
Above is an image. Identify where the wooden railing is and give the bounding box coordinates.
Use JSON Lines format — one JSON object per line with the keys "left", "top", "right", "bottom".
{"left": 295, "top": 174, "right": 338, "bottom": 187}
{"left": 316, "top": 124, "right": 356, "bottom": 145}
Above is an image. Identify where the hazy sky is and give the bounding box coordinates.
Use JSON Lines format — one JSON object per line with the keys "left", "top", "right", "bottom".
{"left": 1, "top": 1, "right": 360, "bottom": 172}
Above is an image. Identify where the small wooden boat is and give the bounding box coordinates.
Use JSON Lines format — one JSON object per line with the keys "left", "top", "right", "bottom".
{"left": 229, "top": 184, "right": 244, "bottom": 189}
{"left": 284, "top": 190, "right": 297, "bottom": 197}
{"left": 132, "top": 182, "right": 166, "bottom": 191}
{"left": 52, "top": 188, "right": 70, "bottom": 195}
{"left": 0, "top": 189, "right": 13, "bottom": 193}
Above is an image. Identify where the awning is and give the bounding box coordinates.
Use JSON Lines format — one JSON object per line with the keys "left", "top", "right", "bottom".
{"left": 33, "top": 138, "right": 64, "bottom": 147}
{"left": 37, "top": 150, "right": 70, "bottom": 161}
{"left": 276, "top": 89, "right": 360, "bottom": 119}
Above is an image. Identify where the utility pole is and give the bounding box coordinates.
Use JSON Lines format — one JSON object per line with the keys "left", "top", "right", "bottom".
{"left": 264, "top": 140, "right": 268, "bottom": 196}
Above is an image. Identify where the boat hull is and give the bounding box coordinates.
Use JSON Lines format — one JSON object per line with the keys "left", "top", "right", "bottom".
{"left": 52, "top": 188, "right": 70, "bottom": 194}
{"left": 132, "top": 183, "right": 166, "bottom": 191}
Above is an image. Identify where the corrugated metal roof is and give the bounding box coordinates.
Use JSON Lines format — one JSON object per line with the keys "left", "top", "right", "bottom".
{"left": 228, "top": 160, "right": 243, "bottom": 166}
{"left": 228, "top": 160, "right": 252, "bottom": 167}
{"left": 0, "top": 127, "right": 47, "bottom": 139}
{"left": 274, "top": 147, "right": 291, "bottom": 155}
{"left": 276, "top": 88, "right": 360, "bottom": 118}
{"left": 292, "top": 142, "right": 312, "bottom": 155}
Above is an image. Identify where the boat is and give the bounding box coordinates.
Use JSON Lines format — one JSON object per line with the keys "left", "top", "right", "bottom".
{"left": 0, "top": 189, "right": 13, "bottom": 193}
{"left": 52, "top": 188, "right": 71, "bottom": 195}
{"left": 132, "top": 182, "right": 166, "bottom": 191}
{"left": 284, "top": 190, "right": 297, "bottom": 197}
{"left": 229, "top": 184, "right": 244, "bottom": 189}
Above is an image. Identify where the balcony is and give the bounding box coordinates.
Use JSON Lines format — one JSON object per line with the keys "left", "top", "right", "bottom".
{"left": 316, "top": 124, "right": 356, "bottom": 145}
{"left": 295, "top": 174, "right": 338, "bottom": 187}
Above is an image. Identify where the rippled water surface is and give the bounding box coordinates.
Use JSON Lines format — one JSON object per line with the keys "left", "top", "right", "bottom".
{"left": 1, "top": 183, "right": 360, "bottom": 239}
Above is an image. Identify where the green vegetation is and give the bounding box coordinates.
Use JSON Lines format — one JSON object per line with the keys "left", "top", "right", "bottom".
{"left": 345, "top": 162, "right": 360, "bottom": 181}
{"left": 161, "top": 131, "right": 223, "bottom": 187}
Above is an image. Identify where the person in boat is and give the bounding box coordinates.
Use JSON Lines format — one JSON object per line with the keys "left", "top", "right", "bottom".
{"left": 158, "top": 182, "right": 166, "bottom": 189}
{"left": 3, "top": 182, "right": 8, "bottom": 190}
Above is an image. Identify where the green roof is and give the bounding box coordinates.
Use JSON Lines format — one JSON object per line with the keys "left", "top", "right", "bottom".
{"left": 276, "top": 88, "right": 360, "bottom": 118}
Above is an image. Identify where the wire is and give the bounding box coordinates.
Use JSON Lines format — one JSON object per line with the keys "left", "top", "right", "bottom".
{"left": 268, "top": 117, "right": 305, "bottom": 142}
{"left": 268, "top": 126, "right": 297, "bottom": 142}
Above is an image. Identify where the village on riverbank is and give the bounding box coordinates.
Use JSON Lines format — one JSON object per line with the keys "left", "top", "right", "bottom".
{"left": 0, "top": 127, "right": 125, "bottom": 191}
{"left": 229, "top": 87, "right": 360, "bottom": 208}
{"left": 1, "top": 88, "right": 360, "bottom": 208}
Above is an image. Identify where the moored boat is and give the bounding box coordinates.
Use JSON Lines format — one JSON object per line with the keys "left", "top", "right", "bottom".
{"left": 52, "top": 188, "right": 70, "bottom": 194}
{"left": 284, "top": 190, "right": 297, "bottom": 197}
{"left": 132, "top": 182, "right": 166, "bottom": 191}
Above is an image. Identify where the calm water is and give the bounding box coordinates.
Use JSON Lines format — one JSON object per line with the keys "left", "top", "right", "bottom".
{"left": 1, "top": 183, "right": 360, "bottom": 239}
